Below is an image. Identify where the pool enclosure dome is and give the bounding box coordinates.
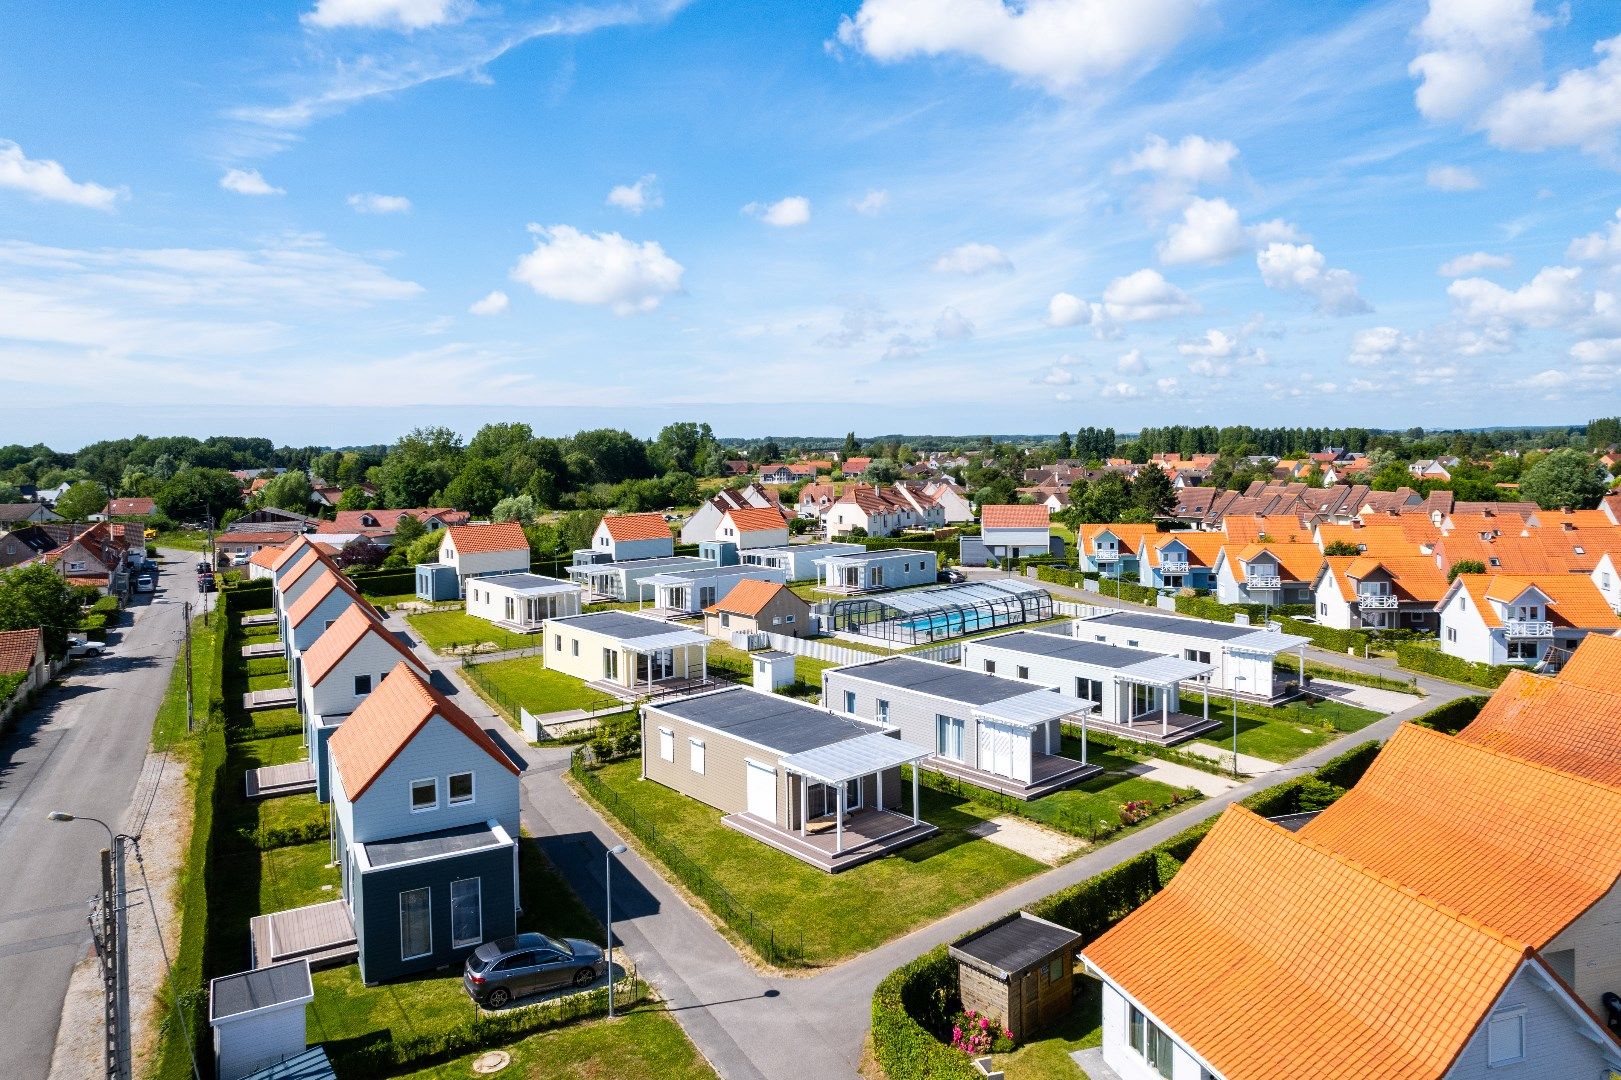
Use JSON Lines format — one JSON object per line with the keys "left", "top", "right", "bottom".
{"left": 825, "top": 579, "right": 1054, "bottom": 644}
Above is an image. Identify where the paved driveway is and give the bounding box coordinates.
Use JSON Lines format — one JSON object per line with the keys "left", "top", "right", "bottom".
{"left": 0, "top": 551, "right": 205, "bottom": 1080}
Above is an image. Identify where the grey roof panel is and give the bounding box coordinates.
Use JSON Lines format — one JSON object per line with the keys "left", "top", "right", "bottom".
{"left": 951, "top": 913, "right": 1081, "bottom": 977}
{"left": 547, "top": 610, "right": 698, "bottom": 641}
{"left": 1084, "top": 609, "right": 1259, "bottom": 642}
{"left": 653, "top": 687, "right": 879, "bottom": 754}
{"left": 362, "top": 821, "right": 509, "bottom": 868}
{"left": 829, "top": 656, "right": 1044, "bottom": 706}
{"left": 569, "top": 555, "right": 713, "bottom": 573}
{"left": 970, "top": 631, "right": 1167, "bottom": 668}
{"left": 479, "top": 573, "right": 579, "bottom": 593}
{"left": 815, "top": 548, "right": 936, "bottom": 563}
{"left": 209, "top": 959, "right": 313, "bottom": 1022}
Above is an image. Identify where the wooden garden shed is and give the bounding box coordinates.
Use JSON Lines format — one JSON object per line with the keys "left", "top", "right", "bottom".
{"left": 949, "top": 911, "right": 1082, "bottom": 1038}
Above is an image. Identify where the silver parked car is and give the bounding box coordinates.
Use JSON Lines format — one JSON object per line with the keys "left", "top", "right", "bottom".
{"left": 462, "top": 933, "right": 604, "bottom": 1008}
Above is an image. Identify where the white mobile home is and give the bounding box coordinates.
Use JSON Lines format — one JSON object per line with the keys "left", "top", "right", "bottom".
{"left": 814, "top": 548, "right": 938, "bottom": 593}
{"left": 544, "top": 611, "right": 712, "bottom": 697}
{"left": 465, "top": 573, "right": 582, "bottom": 632}
{"left": 567, "top": 554, "right": 715, "bottom": 603}
{"left": 1073, "top": 609, "right": 1309, "bottom": 701}
{"left": 741, "top": 542, "right": 864, "bottom": 583}
{"left": 821, "top": 656, "right": 1097, "bottom": 799}
{"left": 640, "top": 563, "right": 788, "bottom": 614}
{"left": 583, "top": 513, "right": 674, "bottom": 562}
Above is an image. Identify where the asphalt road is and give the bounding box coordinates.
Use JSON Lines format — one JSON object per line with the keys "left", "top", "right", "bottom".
{"left": 0, "top": 550, "right": 206, "bottom": 1080}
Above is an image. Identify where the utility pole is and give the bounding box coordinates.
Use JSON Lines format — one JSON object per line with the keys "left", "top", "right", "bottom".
{"left": 52, "top": 814, "right": 131, "bottom": 1080}
{"left": 98, "top": 848, "right": 118, "bottom": 1080}
{"left": 113, "top": 836, "right": 130, "bottom": 1080}
{"left": 183, "top": 600, "right": 193, "bottom": 732}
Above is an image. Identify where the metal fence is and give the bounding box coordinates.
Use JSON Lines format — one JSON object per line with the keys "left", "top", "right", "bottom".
{"left": 733, "top": 631, "right": 878, "bottom": 667}
{"left": 570, "top": 747, "right": 804, "bottom": 966}
{"left": 910, "top": 642, "right": 963, "bottom": 664}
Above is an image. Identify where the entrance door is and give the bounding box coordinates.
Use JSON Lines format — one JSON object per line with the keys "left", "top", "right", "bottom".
{"left": 746, "top": 760, "right": 777, "bottom": 820}
{"left": 978, "top": 722, "right": 1015, "bottom": 779}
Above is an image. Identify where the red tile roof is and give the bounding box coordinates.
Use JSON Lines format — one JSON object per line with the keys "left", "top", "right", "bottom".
{"left": 597, "top": 514, "right": 671, "bottom": 544}
{"left": 1084, "top": 806, "right": 1546, "bottom": 1080}
{"left": 981, "top": 504, "right": 1050, "bottom": 529}
{"left": 102, "top": 498, "right": 156, "bottom": 518}
{"left": 444, "top": 521, "right": 529, "bottom": 555}
{"left": 1457, "top": 667, "right": 1621, "bottom": 787}
{"left": 0, "top": 628, "right": 43, "bottom": 676}
{"left": 1557, "top": 632, "right": 1621, "bottom": 691}
{"left": 302, "top": 605, "right": 427, "bottom": 686}
{"left": 722, "top": 507, "right": 788, "bottom": 533}
{"left": 328, "top": 662, "right": 519, "bottom": 801}
{"left": 704, "top": 579, "right": 800, "bottom": 618}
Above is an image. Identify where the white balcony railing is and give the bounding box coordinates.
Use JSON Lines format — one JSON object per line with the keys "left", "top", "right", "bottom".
{"left": 1358, "top": 593, "right": 1398, "bottom": 610}
{"left": 1158, "top": 561, "right": 1189, "bottom": 576}
{"left": 1248, "top": 575, "right": 1282, "bottom": 590}
{"left": 1505, "top": 619, "right": 1553, "bottom": 639}
{"left": 1095, "top": 551, "right": 1120, "bottom": 563}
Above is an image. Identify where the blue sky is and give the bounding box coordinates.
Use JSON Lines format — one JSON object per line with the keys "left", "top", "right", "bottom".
{"left": 2, "top": 0, "right": 1620, "bottom": 448}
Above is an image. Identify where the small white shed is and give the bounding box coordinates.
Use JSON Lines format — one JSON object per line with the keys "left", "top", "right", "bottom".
{"left": 209, "top": 959, "right": 315, "bottom": 1080}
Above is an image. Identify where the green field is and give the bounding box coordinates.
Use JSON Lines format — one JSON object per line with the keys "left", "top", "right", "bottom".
{"left": 405, "top": 609, "right": 539, "bottom": 653}
{"left": 578, "top": 757, "right": 1046, "bottom": 966}
{"left": 390, "top": 1008, "right": 717, "bottom": 1080}
{"left": 464, "top": 657, "right": 623, "bottom": 717}
{"left": 1193, "top": 695, "right": 1381, "bottom": 763}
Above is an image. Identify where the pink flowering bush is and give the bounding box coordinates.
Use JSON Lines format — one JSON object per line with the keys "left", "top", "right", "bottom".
{"left": 948, "top": 1009, "right": 1016, "bottom": 1055}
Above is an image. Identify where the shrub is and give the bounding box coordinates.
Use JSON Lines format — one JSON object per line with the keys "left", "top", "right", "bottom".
{"left": 1395, "top": 644, "right": 1512, "bottom": 688}
{"left": 870, "top": 947, "right": 979, "bottom": 1080}
{"left": 949, "top": 1009, "right": 1014, "bottom": 1056}
{"left": 1408, "top": 694, "right": 1491, "bottom": 735}
{"left": 1276, "top": 616, "right": 1370, "bottom": 655}
{"left": 78, "top": 612, "right": 109, "bottom": 640}
{"left": 346, "top": 567, "right": 417, "bottom": 595}
{"left": 90, "top": 595, "right": 121, "bottom": 615}
{"left": 1296, "top": 777, "right": 1346, "bottom": 812}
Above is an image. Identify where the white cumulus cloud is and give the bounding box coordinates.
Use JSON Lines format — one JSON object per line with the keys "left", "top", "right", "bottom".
{"left": 1100, "top": 381, "right": 1142, "bottom": 398}
{"left": 1484, "top": 36, "right": 1621, "bottom": 154}
{"left": 934, "top": 306, "right": 975, "bottom": 340}
{"left": 1567, "top": 209, "right": 1621, "bottom": 263}
{"left": 1158, "top": 197, "right": 1247, "bottom": 266}
{"left": 1347, "top": 326, "right": 1412, "bottom": 367}
{"left": 1409, "top": 0, "right": 1549, "bottom": 121}
{"left": 469, "top": 290, "right": 509, "bottom": 316}
{"left": 1117, "top": 348, "right": 1146, "bottom": 374}
{"left": 1047, "top": 292, "right": 1087, "bottom": 327}
{"left": 1079, "top": 269, "right": 1199, "bottom": 336}
{"left": 1439, "top": 251, "right": 1512, "bottom": 277}
{"left": 0, "top": 140, "right": 123, "bottom": 210}
{"left": 853, "top": 189, "right": 890, "bottom": 215}
{"left": 833, "top": 0, "right": 1200, "bottom": 91}
{"left": 303, "top": 0, "right": 464, "bottom": 30}
{"left": 220, "top": 168, "right": 284, "bottom": 196}
{"left": 932, "top": 242, "right": 1013, "bottom": 275}
{"left": 743, "top": 196, "right": 810, "bottom": 227}
{"left": 607, "top": 174, "right": 661, "bottom": 215}
{"left": 1256, "top": 242, "right": 1369, "bottom": 316}
{"left": 348, "top": 192, "right": 411, "bottom": 214}
{"left": 510, "top": 225, "right": 684, "bottom": 315}
{"left": 1041, "top": 365, "right": 1076, "bottom": 385}
{"left": 1448, "top": 265, "right": 1590, "bottom": 328}
{"left": 1124, "top": 134, "right": 1238, "bottom": 184}
{"left": 1427, "top": 164, "right": 1481, "bottom": 191}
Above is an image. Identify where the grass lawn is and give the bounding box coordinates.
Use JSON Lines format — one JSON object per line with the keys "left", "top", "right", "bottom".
{"left": 1193, "top": 695, "right": 1381, "bottom": 763}
{"left": 243, "top": 655, "right": 287, "bottom": 677}
{"left": 580, "top": 758, "right": 1045, "bottom": 966}
{"left": 388, "top": 1008, "right": 717, "bottom": 1080}
{"left": 247, "top": 671, "right": 290, "bottom": 692}
{"left": 359, "top": 592, "right": 418, "bottom": 608}
{"left": 465, "top": 658, "right": 622, "bottom": 716}
{"left": 992, "top": 980, "right": 1101, "bottom": 1079}
{"left": 406, "top": 610, "right": 538, "bottom": 653}
{"left": 238, "top": 705, "right": 302, "bottom": 740}
{"left": 152, "top": 530, "right": 209, "bottom": 551}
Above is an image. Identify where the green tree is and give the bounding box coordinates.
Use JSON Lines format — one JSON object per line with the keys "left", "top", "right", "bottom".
{"left": 862, "top": 459, "right": 903, "bottom": 485}
{"left": 1079, "top": 472, "right": 1131, "bottom": 523}
{"left": 391, "top": 513, "right": 427, "bottom": 549}
{"left": 55, "top": 481, "right": 108, "bottom": 521}
{"left": 1131, "top": 463, "right": 1174, "bottom": 518}
{"left": 258, "top": 470, "right": 313, "bottom": 512}
{"left": 337, "top": 486, "right": 372, "bottom": 511}
{"left": 0, "top": 482, "right": 21, "bottom": 504}
{"left": 842, "top": 431, "right": 860, "bottom": 458}
{"left": 491, "top": 494, "right": 537, "bottom": 523}
{"left": 1447, "top": 559, "right": 1487, "bottom": 582}
{"left": 1518, "top": 448, "right": 1610, "bottom": 510}
{"left": 557, "top": 510, "right": 604, "bottom": 552}
{"left": 442, "top": 460, "right": 507, "bottom": 517}
{"left": 1324, "top": 540, "right": 1361, "bottom": 557}
{"left": 0, "top": 563, "right": 82, "bottom": 657}
{"left": 156, "top": 468, "right": 242, "bottom": 524}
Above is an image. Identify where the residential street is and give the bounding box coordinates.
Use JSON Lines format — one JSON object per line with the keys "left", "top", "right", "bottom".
{"left": 403, "top": 609, "right": 1466, "bottom": 1080}
{"left": 0, "top": 552, "right": 202, "bottom": 1080}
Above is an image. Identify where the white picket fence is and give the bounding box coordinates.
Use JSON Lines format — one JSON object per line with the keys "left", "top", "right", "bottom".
{"left": 734, "top": 631, "right": 877, "bottom": 667}
{"left": 911, "top": 642, "right": 963, "bottom": 664}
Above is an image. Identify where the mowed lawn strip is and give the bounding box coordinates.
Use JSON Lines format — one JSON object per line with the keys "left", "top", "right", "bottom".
{"left": 1193, "top": 695, "right": 1382, "bottom": 763}
{"left": 387, "top": 1008, "right": 717, "bottom": 1080}
{"left": 406, "top": 610, "right": 538, "bottom": 653}
{"left": 580, "top": 757, "right": 1045, "bottom": 965}
{"left": 466, "top": 658, "right": 621, "bottom": 715}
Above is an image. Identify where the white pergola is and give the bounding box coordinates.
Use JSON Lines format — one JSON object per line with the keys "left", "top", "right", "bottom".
{"left": 973, "top": 688, "right": 1080, "bottom": 758}
{"left": 779, "top": 732, "right": 932, "bottom": 855}
{"left": 613, "top": 624, "right": 711, "bottom": 692}
{"left": 1115, "top": 654, "right": 1219, "bottom": 737}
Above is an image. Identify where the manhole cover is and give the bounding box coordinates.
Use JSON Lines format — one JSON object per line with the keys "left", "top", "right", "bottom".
{"left": 472, "top": 1050, "right": 510, "bottom": 1074}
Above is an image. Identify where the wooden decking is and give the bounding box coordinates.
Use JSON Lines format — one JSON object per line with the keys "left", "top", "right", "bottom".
{"left": 1082, "top": 711, "right": 1222, "bottom": 747}
{"left": 721, "top": 808, "right": 938, "bottom": 872}
{"left": 246, "top": 760, "right": 316, "bottom": 799}
{"left": 241, "top": 642, "right": 283, "bottom": 659}
{"left": 929, "top": 752, "right": 1102, "bottom": 801}
{"left": 240, "top": 613, "right": 278, "bottom": 627}
{"left": 586, "top": 675, "right": 722, "bottom": 703}
{"left": 242, "top": 687, "right": 297, "bottom": 712}
{"left": 249, "top": 899, "right": 356, "bottom": 971}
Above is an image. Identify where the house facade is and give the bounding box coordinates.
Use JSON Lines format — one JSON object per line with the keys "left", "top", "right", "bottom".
{"left": 465, "top": 573, "right": 582, "bottom": 631}
{"left": 566, "top": 554, "right": 716, "bottom": 603}
{"left": 739, "top": 541, "right": 864, "bottom": 583}
{"left": 1212, "top": 542, "right": 1321, "bottom": 607}
{"left": 715, "top": 507, "right": 789, "bottom": 551}
{"left": 1135, "top": 533, "right": 1226, "bottom": 591}
{"left": 433, "top": 522, "right": 531, "bottom": 592}
{"left": 1074, "top": 609, "right": 1308, "bottom": 700}
{"left": 814, "top": 548, "right": 937, "bottom": 593}
{"left": 1311, "top": 555, "right": 1447, "bottom": 632}
{"left": 1078, "top": 524, "right": 1159, "bottom": 578}
{"left": 1437, "top": 573, "right": 1621, "bottom": 667}
{"left": 642, "top": 563, "right": 788, "bottom": 613}
{"left": 544, "top": 611, "right": 711, "bottom": 694}
{"left": 981, "top": 505, "right": 1055, "bottom": 564}
{"left": 702, "top": 579, "right": 813, "bottom": 640}
{"left": 584, "top": 513, "right": 675, "bottom": 563}
{"left": 328, "top": 664, "right": 521, "bottom": 983}
{"left": 679, "top": 485, "right": 777, "bottom": 545}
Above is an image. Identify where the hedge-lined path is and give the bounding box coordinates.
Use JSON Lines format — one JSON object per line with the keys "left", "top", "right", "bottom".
{"left": 514, "top": 661, "right": 1470, "bottom": 1079}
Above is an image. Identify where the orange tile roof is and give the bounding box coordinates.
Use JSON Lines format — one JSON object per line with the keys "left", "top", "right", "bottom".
{"left": 280, "top": 547, "right": 332, "bottom": 593}
{"left": 328, "top": 662, "right": 518, "bottom": 801}
{"left": 1341, "top": 555, "right": 1450, "bottom": 602}
{"left": 1557, "top": 632, "right": 1621, "bottom": 691}
{"left": 1457, "top": 668, "right": 1621, "bottom": 787}
{"left": 981, "top": 504, "right": 1051, "bottom": 529}
{"left": 1231, "top": 541, "right": 1323, "bottom": 583}
{"left": 1079, "top": 523, "right": 1160, "bottom": 553}
{"left": 722, "top": 507, "right": 788, "bottom": 533}
{"left": 1143, "top": 532, "right": 1227, "bottom": 569}
{"left": 597, "top": 514, "right": 671, "bottom": 544}
{"left": 1084, "top": 806, "right": 1540, "bottom": 1080}
{"left": 0, "top": 628, "right": 42, "bottom": 676}
{"left": 1316, "top": 555, "right": 1359, "bottom": 601}
{"left": 247, "top": 546, "right": 284, "bottom": 570}
{"left": 445, "top": 521, "right": 529, "bottom": 555}
{"left": 1455, "top": 573, "right": 1621, "bottom": 630}
{"left": 302, "top": 605, "right": 427, "bottom": 686}
{"left": 704, "top": 578, "right": 799, "bottom": 618}
{"left": 285, "top": 568, "right": 372, "bottom": 628}
{"left": 1301, "top": 724, "right": 1621, "bottom": 946}
{"left": 270, "top": 536, "right": 318, "bottom": 573}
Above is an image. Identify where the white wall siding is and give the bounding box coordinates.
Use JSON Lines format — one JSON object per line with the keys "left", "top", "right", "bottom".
{"left": 348, "top": 715, "right": 519, "bottom": 843}
{"left": 1445, "top": 965, "right": 1621, "bottom": 1079}
{"left": 305, "top": 632, "right": 420, "bottom": 722}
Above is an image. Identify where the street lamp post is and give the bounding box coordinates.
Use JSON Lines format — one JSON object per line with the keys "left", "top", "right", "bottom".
{"left": 1230, "top": 676, "right": 1246, "bottom": 778}
{"left": 49, "top": 812, "right": 131, "bottom": 1080}
{"left": 605, "top": 843, "right": 628, "bottom": 1018}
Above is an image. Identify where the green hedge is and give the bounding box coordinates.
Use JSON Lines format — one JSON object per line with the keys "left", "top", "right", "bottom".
{"left": 1174, "top": 594, "right": 1266, "bottom": 622}
{"left": 78, "top": 612, "right": 109, "bottom": 641}
{"left": 1035, "top": 565, "right": 1160, "bottom": 605}
{"left": 870, "top": 947, "right": 981, "bottom": 1080}
{"left": 242, "top": 818, "right": 331, "bottom": 851}
{"left": 1408, "top": 694, "right": 1491, "bottom": 735}
{"left": 90, "top": 595, "right": 121, "bottom": 615}
{"left": 223, "top": 578, "right": 273, "bottom": 604}
{"left": 1276, "top": 616, "right": 1371, "bottom": 655}
{"left": 1395, "top": 644, "right": 1512, "bottom": 688}
{"left": 346, "top": 567, "right": 417, "bottom": 595}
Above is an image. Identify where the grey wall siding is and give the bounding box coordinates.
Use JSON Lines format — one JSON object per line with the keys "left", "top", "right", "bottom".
{"left": 356, "top": 844, "right": 516, "bottom": 984}
{"left": 289, "top": 591, "right": 364, "bottom": 656}
{"left": 961, "top": 641, "right": 1130, "bottom": 724}
{"left": 1445, "top": 965, "right": 1621, "bottom": 1079}
{"left": 349, "top": 716, "right": 520, "bottom": 843}
{"left": 822, "top": 670, "right": 981, "bottom": 771}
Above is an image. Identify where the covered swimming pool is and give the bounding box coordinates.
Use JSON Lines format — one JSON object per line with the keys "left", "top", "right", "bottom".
{"left": 825, "top": 579, "right": 1055, "bottom": 645}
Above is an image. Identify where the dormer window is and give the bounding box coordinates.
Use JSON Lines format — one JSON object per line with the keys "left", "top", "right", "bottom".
{"left": 361, "top": 514, "right": 378, "bottom": 528}
{"left": 410, "top": 777, "right": 438, "bottom": 812}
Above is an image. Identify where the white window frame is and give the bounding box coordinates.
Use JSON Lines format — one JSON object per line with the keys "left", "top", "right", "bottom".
{"left": 353, "top": 674, "right": 372, "bottom": 696}
{"left": 877, "top": 699, "right": 889, "bottom": 724}
{"left": 658, "top": 727, "right": 674, "bottom": 763}
{"left": 844, "top": 690, "right": 857, "bottom": 713}
{"left": 449, "top": 877, "right": 482, "bottom": 949}
{"left": 410, "top": 777, "right": 438, "bottom": 813}
{"left": 448, "top": 771, "right": 475, "bottom": 806}
{"left": 689, "top": 738, "right": 706, "bottom": 775}
{"left": 399, "top": 887, "right": 433, "bottom": 960}
{"left": 1485, "top": 1007, "right": 1525, "bottom": 1067}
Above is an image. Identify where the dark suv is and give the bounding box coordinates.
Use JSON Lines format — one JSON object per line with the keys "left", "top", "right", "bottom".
{"left": 462, "top": 933, "right": 604, "bottom": 1008}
